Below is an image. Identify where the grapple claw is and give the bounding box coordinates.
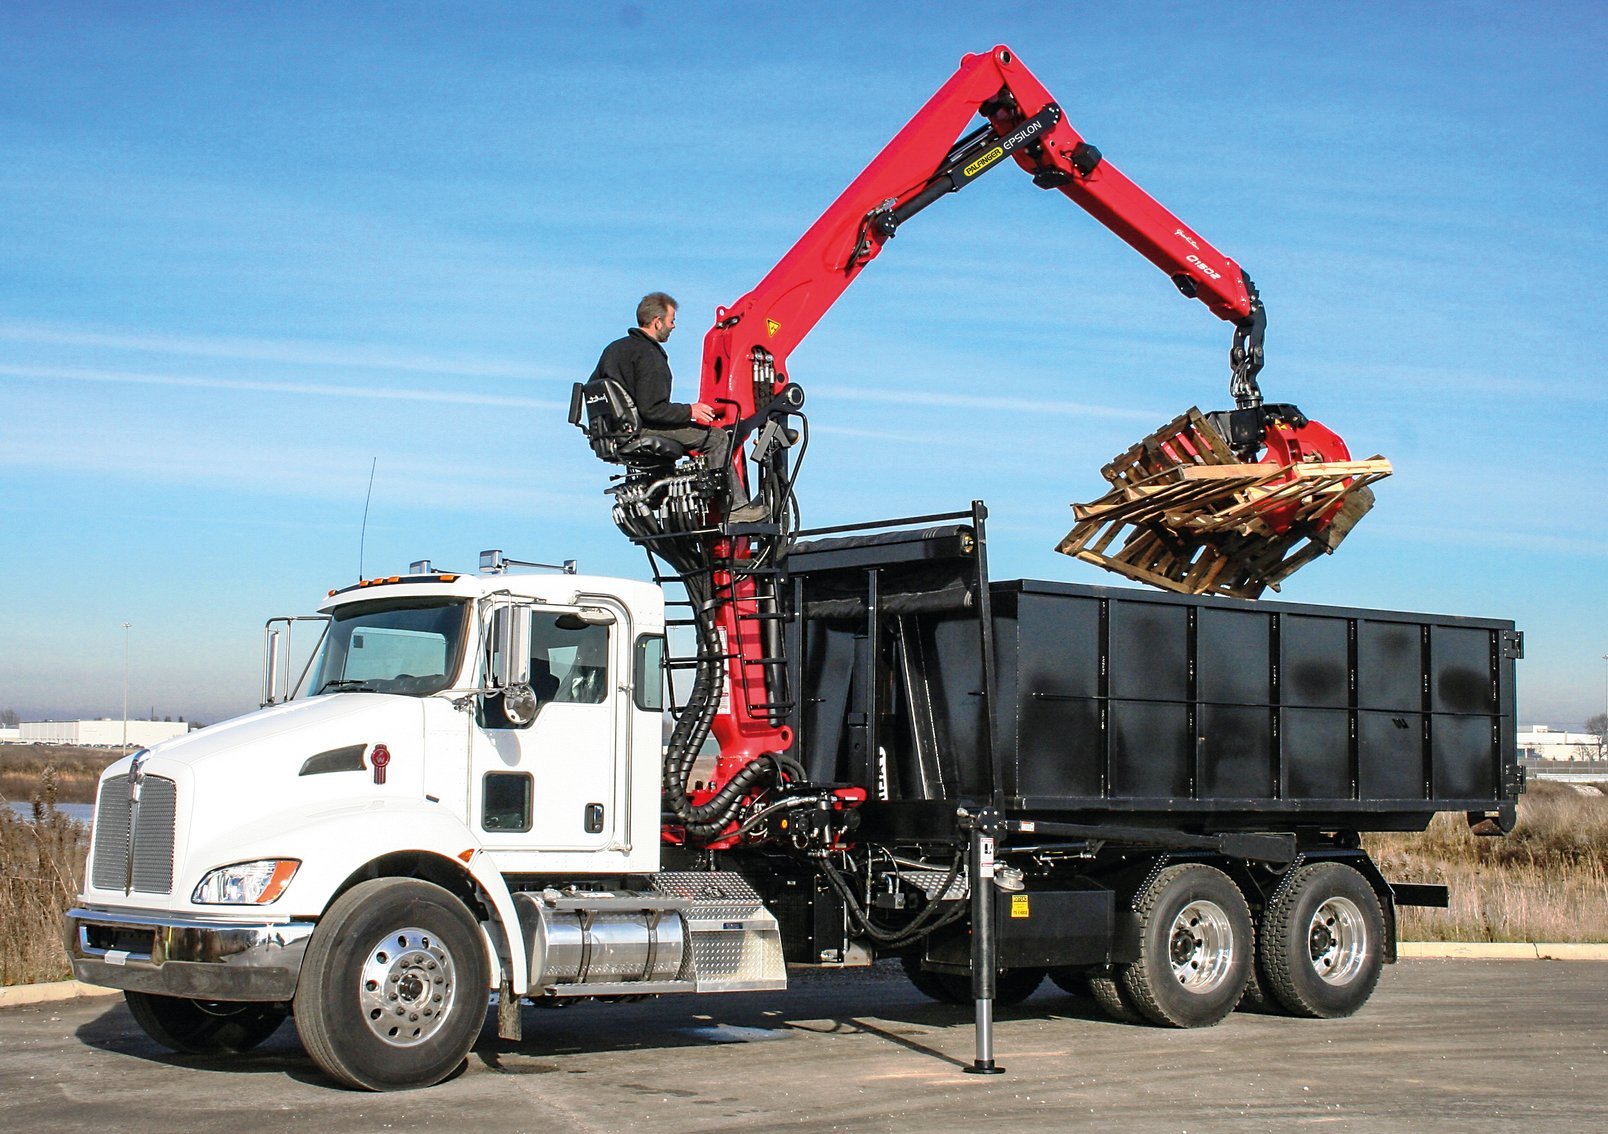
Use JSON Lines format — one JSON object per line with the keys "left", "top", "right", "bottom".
{"left": 1057, "top": 408, "right": 1390, "bottom": 599}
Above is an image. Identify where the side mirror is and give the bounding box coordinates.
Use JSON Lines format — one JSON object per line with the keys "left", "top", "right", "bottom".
{"left": 501, "top": 685, "right": 538, "bottom": 727}
{"left": 495, "top": 605, "right": 532, "bottom": 689}
{"left": 485, "top": 603, "right": 536, "bottom": 729}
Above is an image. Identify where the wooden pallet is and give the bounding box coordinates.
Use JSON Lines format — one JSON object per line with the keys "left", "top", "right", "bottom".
{"left": 1057, "top": 409, "right": 1391, "bottom": 598}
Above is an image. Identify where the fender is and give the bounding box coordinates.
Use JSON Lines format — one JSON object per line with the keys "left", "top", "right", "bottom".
{"left": 197, "top": 802, "right": 532, "bottom": 995}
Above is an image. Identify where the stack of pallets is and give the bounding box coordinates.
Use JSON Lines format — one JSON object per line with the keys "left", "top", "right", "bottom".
{"left": 1057, "top": 409, "right": 1391, "bottom": 599}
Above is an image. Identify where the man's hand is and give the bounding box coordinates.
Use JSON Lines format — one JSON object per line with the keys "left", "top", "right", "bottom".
{"left": 690, "top": 402, "right": 718, "bottom": 425}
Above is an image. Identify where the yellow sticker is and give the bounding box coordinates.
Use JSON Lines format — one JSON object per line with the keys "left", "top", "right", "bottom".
{"left": 963, "top": 147, "right": 1004, "bottom": 178}
{"left": 1009, "top": 894, "right": 1030, "bottom": 918}
{"left": 765, "top": 319, "right": 782, "bottom": 338}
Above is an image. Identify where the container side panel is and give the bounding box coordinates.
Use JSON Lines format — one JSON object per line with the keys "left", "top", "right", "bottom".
{"left": 1109, "top": 602, "right": 1188, "bottom": 702}
{"left": 1016, "top": 594, "right": 1102, "bottom": 699}
{"left": 1432, "top": 715, "right": 1497, "bottom": 799}
{"left": 1283, "top": 708, "right": 1352, "bottom": 798}
{"left": 1199, "top": 706, "right": 1275, "bottom": 798}
{"left": 1281, "top": 615, "right": 1350, "bottom": 708}
{"left": 1431, "top": 626, "right": 1497, "bottom": 715}
{"left": 1358, "top": 620, "right": 1423, "bottom": 712}
{"left": 1358, "top": 711, "right": 1425, "bottom": 798}
{"left": 1197, "top": 608, "right": 1273, "bottom": 706}
{"left": 1111, "top": 702, "right": 1190, "bottom": 798}
{"left": 1017, "top": 697, "right": 1104, "bottom": 797}
{"left": 1012, "top": 594, "right": 1104, "bottom": 798}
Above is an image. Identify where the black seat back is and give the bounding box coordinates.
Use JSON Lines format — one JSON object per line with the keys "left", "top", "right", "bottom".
{"left": 569, "top": 377, "right": 687, "bottom": 466}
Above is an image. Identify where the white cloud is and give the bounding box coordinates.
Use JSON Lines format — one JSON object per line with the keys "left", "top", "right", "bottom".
{"left": 0, "top": 319, "right": 562, "bottom": 381}
{"left": 0, "top": 362, "right": 564, "bottom": 409}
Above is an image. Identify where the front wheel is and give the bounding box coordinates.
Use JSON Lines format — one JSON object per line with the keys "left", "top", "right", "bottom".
{"left": 1259, "top": 862, "right": 1385, "bottom": 1018}
{"left": 294, "top": 877, "right": 490, "bottom": 1090}
{"left": 125, "top": 992, "right": 287, "bottom": 1054}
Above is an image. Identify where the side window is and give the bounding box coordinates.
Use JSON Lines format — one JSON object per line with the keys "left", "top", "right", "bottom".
{"left": 532, "top": 616, "right": 609, "bottom": 705}
{"left": 482, "top": 772, "right": 532, "bottom": 832}
{"left": 634, "top": 635, "right": 665, "bottom": 711}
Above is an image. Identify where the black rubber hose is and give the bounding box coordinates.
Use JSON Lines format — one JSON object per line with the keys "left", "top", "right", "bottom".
{"left": 816, "top": 851, "right": 968, "bottom": 948}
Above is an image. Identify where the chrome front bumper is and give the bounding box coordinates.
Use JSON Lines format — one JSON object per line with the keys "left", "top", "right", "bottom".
{"left": 65, "top": 906, "right": 316, "bottom": 1001}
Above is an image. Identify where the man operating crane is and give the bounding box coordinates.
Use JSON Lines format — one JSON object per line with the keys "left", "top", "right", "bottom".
{"left": 588, "top": 291, "right": 768, "bottom": 524}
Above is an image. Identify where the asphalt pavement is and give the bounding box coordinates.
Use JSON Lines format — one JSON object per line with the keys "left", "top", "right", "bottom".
{"left": 3, "top": 959, "right": 1605, "bottom": 1133}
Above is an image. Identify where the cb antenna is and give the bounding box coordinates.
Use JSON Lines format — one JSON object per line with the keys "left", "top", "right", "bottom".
{"left": 358, "top": 457, "right": 377, "bottom": 580}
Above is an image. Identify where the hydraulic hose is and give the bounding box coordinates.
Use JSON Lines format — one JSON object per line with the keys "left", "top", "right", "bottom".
{"left": 816, "top": 851, "right": 969, "bottom": 949}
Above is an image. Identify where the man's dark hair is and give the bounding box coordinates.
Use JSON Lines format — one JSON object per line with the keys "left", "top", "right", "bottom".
{"left": 636, "top": 292, "right": 678, "bottom": 327}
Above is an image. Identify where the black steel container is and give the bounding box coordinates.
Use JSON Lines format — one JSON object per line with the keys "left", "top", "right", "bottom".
{"left": 785, "top": 510, "right": 1522, "bottom": 834}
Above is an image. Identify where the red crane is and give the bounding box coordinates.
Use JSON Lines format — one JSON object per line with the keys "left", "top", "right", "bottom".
{"left": 578, "top": 45, "right": 1354, "bottom": 843}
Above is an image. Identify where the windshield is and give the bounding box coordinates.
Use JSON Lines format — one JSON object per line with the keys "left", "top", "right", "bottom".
{"left": 310, "top": 598, "right": 468, "bottom": 696}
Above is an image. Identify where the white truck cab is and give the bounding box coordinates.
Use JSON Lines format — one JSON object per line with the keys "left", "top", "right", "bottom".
{"left": 66, "top": 564, "right": 785, "bottom": 1089}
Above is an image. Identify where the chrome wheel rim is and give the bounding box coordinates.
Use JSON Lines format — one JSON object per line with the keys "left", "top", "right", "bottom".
{"left": 1308, "top": 896, "right": 1368, "bottom": 984}
{"left": 1167, "top": 899, "right": 1236, "bottom": 992}
{"left": 358, "top": 926, "right": 458, "bottom": 1047}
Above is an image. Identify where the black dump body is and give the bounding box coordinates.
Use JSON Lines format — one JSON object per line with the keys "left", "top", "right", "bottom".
{"left": 782, "top": 506, "right": 1522, "bottom": 838}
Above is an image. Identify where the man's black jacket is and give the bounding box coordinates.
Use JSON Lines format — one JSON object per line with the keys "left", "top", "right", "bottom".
{"left": 588, "top": 328, "right": 691, "bottom": 428}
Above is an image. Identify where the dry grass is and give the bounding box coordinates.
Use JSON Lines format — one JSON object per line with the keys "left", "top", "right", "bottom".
{"left": 0, "top": 769, "right": 89, "bottom": 985}
{"left": 1367, "top": 779, "right": 1608, "bottom": 943}
{"left": 0, "top": 745, "right": 121, "bottom": 804}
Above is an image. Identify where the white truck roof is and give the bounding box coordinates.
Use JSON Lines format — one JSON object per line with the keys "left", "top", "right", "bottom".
{"left": 317, "top": 571, "right": 664, "bottom": 618}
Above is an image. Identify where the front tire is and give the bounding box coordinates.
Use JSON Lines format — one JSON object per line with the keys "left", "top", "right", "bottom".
{"left": 1120, "top": 863, "right": 1252, "bottom": 1028}
{"left": 125, "top": 992, "right": 287, "bottom": 1054}
{"left": 294, "top": 877, "right": 490, "bottom": 1090}
{"left": 1259, "top": 862, "right": 1385, "bottom": 1018}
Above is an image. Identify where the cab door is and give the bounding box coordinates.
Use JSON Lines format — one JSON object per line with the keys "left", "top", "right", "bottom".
{"left": 471, "top": 603, "right": 625, "bottom": 854}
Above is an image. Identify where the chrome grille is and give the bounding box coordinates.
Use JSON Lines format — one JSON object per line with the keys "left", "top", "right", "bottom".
{"left": 90, "top": 775, "right": 176, "bottom": 895}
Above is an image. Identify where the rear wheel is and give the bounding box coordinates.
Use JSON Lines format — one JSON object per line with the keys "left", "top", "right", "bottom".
{"left": 990, "top": 967, "right": 1045, "bottom": 1005}
{"left": 1087, "top": 972, "right": 1144, "bottom": 1023}
{"left": 1259, "top": 862, "right": 1385, "bottom": 1018}
{"left": 1048, "top": 967, "right": 1092, "bottom": 999}
{"left": 294, "top": 877, "right": 490, "bottom": 1090}
{"left": 901, "top": 955, "right": 968, "bottom": 1004}
{"left": 900, "top": 956, "right": 1043, "bottom": 1005}
{"left": 125, "top": 992, "right": 287, "bottom": 1054}
{"left": 1120, "top": 863, "right": 1252, "bottom": 1028}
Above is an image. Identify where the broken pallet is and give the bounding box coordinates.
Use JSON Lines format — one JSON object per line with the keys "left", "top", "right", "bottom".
{"left": 1058, "top": 408, "right": 1391, "bottom": 599}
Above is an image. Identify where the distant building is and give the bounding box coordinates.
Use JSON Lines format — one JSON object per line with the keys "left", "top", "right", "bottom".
{"left": 1518, "top": 725, "right": 1603, "bottom": 762}
{"left": 0, "top": 726, "right": 19, "bottom": 743}
{"left": 17, "top": 720, "right": 193, "bottom": 747}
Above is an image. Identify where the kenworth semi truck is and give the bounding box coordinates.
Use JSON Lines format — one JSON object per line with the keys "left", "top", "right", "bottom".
{"left": 66, "top": 46, "right": 1522, "bottom": 1089}
{"left": 65, "top": 509, "right": 1522, "bottom": 1089}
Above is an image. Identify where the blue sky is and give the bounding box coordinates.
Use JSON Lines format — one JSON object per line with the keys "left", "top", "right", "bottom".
{"left": 1, "top": 2, "right": 1603, "bottom": 727}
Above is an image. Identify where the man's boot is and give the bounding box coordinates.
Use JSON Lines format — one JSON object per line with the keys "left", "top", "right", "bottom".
{"left": 727, "top": 499, "right": 770, "bottom": 524}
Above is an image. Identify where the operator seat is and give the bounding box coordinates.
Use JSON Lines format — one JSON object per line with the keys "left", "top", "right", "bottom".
{"left": 569, "top": 377, "right": 688, "bottom": 467}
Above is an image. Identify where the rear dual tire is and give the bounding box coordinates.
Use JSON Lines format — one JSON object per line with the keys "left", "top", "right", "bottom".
{"left": 1258, "top": 862, "right": 1385, "bottom": 1018}
{"left": 901, "top": 955, "right": 1044, "bottom": 1005}
{"left": 1120, "top": 863, "right": 1254, "bottom": 1028}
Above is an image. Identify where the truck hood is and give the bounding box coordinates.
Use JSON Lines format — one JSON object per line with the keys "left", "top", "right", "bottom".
{"left": 133, "top": 695, "right": 421, "bottom": 772}
{"left": 82, "top": 695, "right": 435, "bottom": 915}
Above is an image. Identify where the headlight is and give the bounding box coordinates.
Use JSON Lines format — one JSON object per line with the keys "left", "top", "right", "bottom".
{"left": 191, "top": 859, "right": 300, "bottom": 905}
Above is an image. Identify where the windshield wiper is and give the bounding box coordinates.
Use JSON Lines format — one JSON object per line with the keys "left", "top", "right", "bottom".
{"left": 317, "top": 679, "right": 379, "bottom": 694}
